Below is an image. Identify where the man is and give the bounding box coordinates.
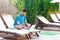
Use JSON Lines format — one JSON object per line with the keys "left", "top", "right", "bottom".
{"left": 14, "top": 9, "right": 30, "bottom": 29}
{"left": 14, "top": 9, "right": 39, "bottom": 38}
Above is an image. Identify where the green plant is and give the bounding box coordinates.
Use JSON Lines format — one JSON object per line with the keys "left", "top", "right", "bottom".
{"left": 10, "top": 0, "right": 59, "bottom": 24}
{"left": 25, "top": 0, "right": 40, "bottom": 24}
{"left": 37, "top": 0, "right": 59, "bottom": 19}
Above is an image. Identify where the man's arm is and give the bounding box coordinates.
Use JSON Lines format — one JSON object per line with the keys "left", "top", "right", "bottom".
{"left": 25, "top": 21, "right": 31, "bottom": 28}
{"left": 14, "top": 15, "right": 22, "bottom": 29}
{"left": 24, "top": 16, "right": 31, "bottom": 28}
{"left": 16, "top": 22, "right": 22, "bottom": 29}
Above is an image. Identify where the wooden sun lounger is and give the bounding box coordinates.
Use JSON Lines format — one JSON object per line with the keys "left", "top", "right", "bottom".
{"left": 0, "top": 17, "right": 30, "bottom": 40}
{"left": 1, "top": 14, "right": 40, "bottom": 38}
{"left": 37, "top": 16, "right": 60, "bottom": 29}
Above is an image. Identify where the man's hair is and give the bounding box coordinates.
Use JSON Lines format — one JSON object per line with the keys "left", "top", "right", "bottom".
{"left": 23, "top": 9, "right": 27, "bottom": 12}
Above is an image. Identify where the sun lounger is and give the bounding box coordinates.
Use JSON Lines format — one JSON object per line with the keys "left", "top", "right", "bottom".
{"left": 37, "top": 16, "right": 60, "bottom": 28}
{"left": 1, "top": 14, "right": 40, "bottom": 38}
{"left": 1, "top": 15, "right": 40, "bottom": 32}
{"left": 0, "top": 17, "right": 30, "bottom": 40}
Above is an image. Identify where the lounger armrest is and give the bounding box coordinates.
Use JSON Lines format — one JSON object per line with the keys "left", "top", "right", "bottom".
{"left": 46, "top": 24, "right": 60, "bottom": 27}
{"left": 52, "top": 22, "right": 60, "bottom": 23}
{"left": 38, "top": 24, "right": 60, "bottom": 27}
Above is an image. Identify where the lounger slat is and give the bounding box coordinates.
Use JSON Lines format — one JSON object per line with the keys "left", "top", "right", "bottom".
{"left": 56, "top": 14, "right": 60, "bottom": 20}
{"left": 50, "top": 14, "right": 60, "bottom": 22}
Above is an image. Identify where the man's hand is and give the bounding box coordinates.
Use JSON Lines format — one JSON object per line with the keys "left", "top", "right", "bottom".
{"left": 17, "top": 22, "right": 22, "bottom": 29}
{"left": 17, "top": 25, "right": 22, "bottom": 29}
{"left": 26, "top": 23, "right": 31, "bottom": 28}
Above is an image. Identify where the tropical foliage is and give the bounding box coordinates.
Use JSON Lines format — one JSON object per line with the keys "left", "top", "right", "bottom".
{"left": 10, "top": 0, "right": 59, "bottom": 24}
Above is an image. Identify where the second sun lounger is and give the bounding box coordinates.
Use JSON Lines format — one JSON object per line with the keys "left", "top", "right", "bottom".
{"left": 37, "top": 16, "right": 60, "bottom": 29}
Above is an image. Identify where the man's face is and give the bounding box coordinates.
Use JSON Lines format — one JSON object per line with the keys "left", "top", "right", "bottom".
{"left": 22, "top": 11, "right": 26, "bottom": 16}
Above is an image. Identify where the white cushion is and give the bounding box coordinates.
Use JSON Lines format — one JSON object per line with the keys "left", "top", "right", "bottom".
{"left": 2, "top": 15, "right": 14, "bottom": 28}
{"left": 28, "top": 29, "right": 40, "bottom": 32}
{"left": 37, "top": 16, "right": 60, "bottom": 26}
{"left": 0, "top": 29, "right": 29, "bottom": 35}
{"left": 0, "top": 37, "right": 4, "bottom": 40}
{"left": 20, "top": 29, "right": 40, "bottom": 33}
{"left": 37, "top": 16, "right": 50, "bottom": 24}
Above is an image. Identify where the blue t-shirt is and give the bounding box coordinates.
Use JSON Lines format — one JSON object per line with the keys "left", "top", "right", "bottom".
{"left": 14, "top": 14, "right": 26, "bottom": 28}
